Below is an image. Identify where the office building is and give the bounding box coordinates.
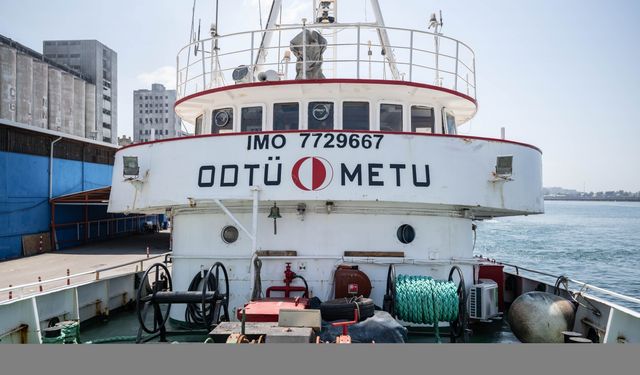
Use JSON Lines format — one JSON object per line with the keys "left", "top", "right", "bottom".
{"left": 43, "top": 39, "right": 117, "bottom": 144}
{"left": 133, "top": 83, "right": 180, "bottom": 143}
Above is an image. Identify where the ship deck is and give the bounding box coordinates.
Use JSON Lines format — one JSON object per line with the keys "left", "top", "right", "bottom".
{"left": 79, "top": 308, "right": 519, "bottom": 344}
{"left": 0, "top": 232, "right": 169, "bottom": 302}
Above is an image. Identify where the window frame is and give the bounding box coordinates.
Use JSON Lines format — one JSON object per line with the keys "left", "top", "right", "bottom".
{"left": 442, "top": 109, "right": 457, "bottom": 135}
{"left": 195, "top": 114, "right": 203, "bottom": 135}
{"left": 306, "top": 100, "right": 336, "bottom": 131}
{"left": 272, "top": 102, "right": 301, "bottom": 132}
{"left": 211, "top": 107, "right": 235, "bottom": 134}
{"left": 409, "top": 104, "right": 436, "bottom": 134}
{"left": 239, "top": 104, "right": 266, "bottom": 133}
{"left": 377, "top": 102, "right": 405, "bottom": 132}
{"left": 341, "top": 100, "right": 371, "bottom": 131}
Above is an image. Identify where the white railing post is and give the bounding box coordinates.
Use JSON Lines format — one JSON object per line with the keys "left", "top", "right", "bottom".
{"left": 472, "top": 56, "right": 477, "bottom": 98}
{"left": 454, "top": 41, "right": 459, "bottom": 92}
{"left": 409, "top": 30, "right": 414, "bottom": 82}
{"left": 302, "top": 24, "right": 307, "bottom": 80}
{"left": 356, "top": 25, "right": 361, "bottom": 79}
{"left": 200, "top": 39, "right": 207, "bottom": 89}
{"left": 176, "top": 55, "right": 180, "bottom": 98}
{"left": 434, "top": 33, "right": 440, "bottom": 86}
{"left": 250, "top": 31, "right": 255, "bottom": 81}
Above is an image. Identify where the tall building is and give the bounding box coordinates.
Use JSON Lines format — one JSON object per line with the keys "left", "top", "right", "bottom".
{"left": 0, "top": 33, "right": 99, "bottom": 140}
{"left": 43, "top": 40, "right": 117, "bottom": 144}
{"left": 133, "top": 83, "right": 180, "bottom": 143}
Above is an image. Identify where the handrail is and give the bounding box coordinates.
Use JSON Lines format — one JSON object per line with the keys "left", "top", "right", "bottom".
{"left": 0, "top": 252, "right": 172, "bottom": 302}
{"left": 177, "top": 23, "right": 475, "bottom": 58}
{"left": 477, "top": 256, "right": 640, "bottom": 306}
{"left": 176, "top": 23, "right": 477, "bottom": 102}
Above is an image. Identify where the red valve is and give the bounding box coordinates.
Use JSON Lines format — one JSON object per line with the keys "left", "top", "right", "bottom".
{"left": 265, "top": 262, "right": 308, "bottom": 299}
{"left": 283, "top": 262, "right": 296, "bottom": 285}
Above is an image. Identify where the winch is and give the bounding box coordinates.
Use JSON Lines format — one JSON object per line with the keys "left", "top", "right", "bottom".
{"left": 134, "top": 262, "right": 230, "bottom": 343}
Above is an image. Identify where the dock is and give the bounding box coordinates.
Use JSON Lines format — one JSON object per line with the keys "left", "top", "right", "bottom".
{"left": 0, "top": 232, "right": 170, "bottom": 302}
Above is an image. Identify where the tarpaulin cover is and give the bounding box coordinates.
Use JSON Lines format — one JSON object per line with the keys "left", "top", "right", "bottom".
{"left": 319, "top": 310, "right": 408, "bottom": 343}
{"left": 290, "top": 29, "right": 327, "bottom": 80}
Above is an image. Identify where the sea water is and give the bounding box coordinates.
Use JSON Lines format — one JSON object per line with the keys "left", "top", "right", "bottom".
{"left": 475, "top": 201, "right": 640, "bottom": 309}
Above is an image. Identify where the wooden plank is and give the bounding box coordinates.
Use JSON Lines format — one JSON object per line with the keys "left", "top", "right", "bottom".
{"left": 344, "top": 251, "right": 405, "bottom": 258}
{"left": 255, "top": 250, "right": 297, "bottom": 257}
{"left": 22, "top": 232, "right": 52, "bottom": 257}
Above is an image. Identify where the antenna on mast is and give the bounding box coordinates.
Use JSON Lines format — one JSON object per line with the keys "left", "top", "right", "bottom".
{"left": 427, "top": 10, "right": 443, "bottom": 34}
{"left": 428, "top": 10, "right": 444, "bottom": 86}
{"left": 194, "top": 19, "right": 201, "bottom": 56}
{"left": 189, "top": 0, "right": 197, "bottom": 44}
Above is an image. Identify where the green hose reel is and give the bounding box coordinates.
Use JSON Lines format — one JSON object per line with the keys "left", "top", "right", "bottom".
{"left": 384, "top": 265, "right": 467, "bottom": 343}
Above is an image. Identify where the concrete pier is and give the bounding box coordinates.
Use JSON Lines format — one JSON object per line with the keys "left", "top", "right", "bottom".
{"left": 0, "top": 232, "right": 169, "bottom": 302}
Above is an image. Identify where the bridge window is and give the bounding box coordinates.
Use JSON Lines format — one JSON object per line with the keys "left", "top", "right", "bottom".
{"left": 308, "top": 102, "right": 334, "bottom": 130}
{"left": 273, "top": 103, "right": 299, "bottom": 130}
{"left": 241, "top": 106, "right": 263, "bottom": 132}
{"left": 380, "top": 104, "right": 403, "bottom": 132}
{"left": 411, "top": 106, "right": 435, "bottom": 133}
{"left": 342, "top": 102, "right": 370, "bottom": 130}
{"left": 212, "top": 108, "right": 233, "bottom": 134}
{"left": 445, "top": 112, "right": 457, "bottom": 135}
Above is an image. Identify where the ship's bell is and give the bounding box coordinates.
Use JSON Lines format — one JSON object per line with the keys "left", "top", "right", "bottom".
{"left": 268, "top": 203, "right": 282, "bottom": 219}
{"left": 268, "top": 203, "right": 281, "bottom": 235}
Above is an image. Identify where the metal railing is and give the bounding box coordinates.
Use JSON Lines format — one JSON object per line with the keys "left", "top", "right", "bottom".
{"left": 0, "top": 252, "right": 171, "bottom": 303}
{"left": 176, "top": 23, "right": 476, "bottom": 101}
{"left": 53, "top": 215, "right": 159, "bottom": 247}
{"left": 476, "top": 256, "right": 640, "bottom": 307}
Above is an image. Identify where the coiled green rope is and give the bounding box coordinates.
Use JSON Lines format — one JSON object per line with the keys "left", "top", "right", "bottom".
{"left": 42, "top": 321, "right": 80, "bottom": 344}
{"left": 395, "top": 275, "right": 459, "bottom": 342}
{"left": 84, "top": 335, "right": 138, "bottom": 344}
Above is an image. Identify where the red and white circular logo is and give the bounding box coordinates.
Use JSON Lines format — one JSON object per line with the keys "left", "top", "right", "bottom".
{"left": 291, "top": 157, "right": 333, "bottom": 191}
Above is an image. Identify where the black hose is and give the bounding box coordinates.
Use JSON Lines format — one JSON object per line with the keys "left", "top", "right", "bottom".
{"left": 251, "top": 257, "right": 263, "bottom": 301}
{"left": 185, "top": 269, "right": 217, "bottom": 326}
{"left": 293, "top": 275, "right": 309, "bottom": 298}
{"left": 448, "top": 265, "right": 468, "bottom": 343}
{"left": 383, "top": 264, "right": 397, "bottom": 316}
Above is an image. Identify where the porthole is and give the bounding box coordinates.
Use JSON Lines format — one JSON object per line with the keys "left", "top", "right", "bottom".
{"left": 397, "top": 224, "right": 415, "bottom": 244}
{"left": 221, "top": 225, "right": 239, "bottom": 244}
{"left": 214, "top": 110, "right": 231, "bottom": 127}
{"left": 312, "top": 103, "right": 331, "bottom": 121}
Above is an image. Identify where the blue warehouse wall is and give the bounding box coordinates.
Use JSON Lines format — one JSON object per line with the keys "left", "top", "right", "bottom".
{"left": 0, "top": 151, "right": 113, "bottom": 260}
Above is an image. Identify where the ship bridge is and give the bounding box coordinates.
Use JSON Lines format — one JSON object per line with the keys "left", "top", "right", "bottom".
{"left": 111, "top": 0, "right": 542, "bottom": 219}
{"left": 174, "top": 1, "right": 477, "bottom": 136}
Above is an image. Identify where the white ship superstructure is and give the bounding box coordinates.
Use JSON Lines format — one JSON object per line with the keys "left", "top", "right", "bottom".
{"left": 108, "top": 0, "right": 542, "bottom": 329}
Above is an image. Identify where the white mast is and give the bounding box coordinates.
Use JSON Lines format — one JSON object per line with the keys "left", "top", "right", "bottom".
{"left": 369, "top": 0, "right": 401, "bottom": 80}
{"left": 254, "top": 0, "right": 284, "bottom": 72}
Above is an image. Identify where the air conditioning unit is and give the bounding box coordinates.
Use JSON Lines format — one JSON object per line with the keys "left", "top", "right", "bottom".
{"left": 468, "top": 279, "right": 499, "bottom": 320}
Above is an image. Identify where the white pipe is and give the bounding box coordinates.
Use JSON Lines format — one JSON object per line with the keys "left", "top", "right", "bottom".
{"left": 251, "top": 186, "right": 260, "bottom": 253}
{"left": 213, "top": 199, "right": 254, "bottom": 240}
{"left": 49, "top": 137, "right": 63, "bottom": 200}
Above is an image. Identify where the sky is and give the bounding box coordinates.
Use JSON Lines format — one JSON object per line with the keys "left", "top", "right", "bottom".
{"left": 1, "top": 0, "right": 639, "bottom": 192}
